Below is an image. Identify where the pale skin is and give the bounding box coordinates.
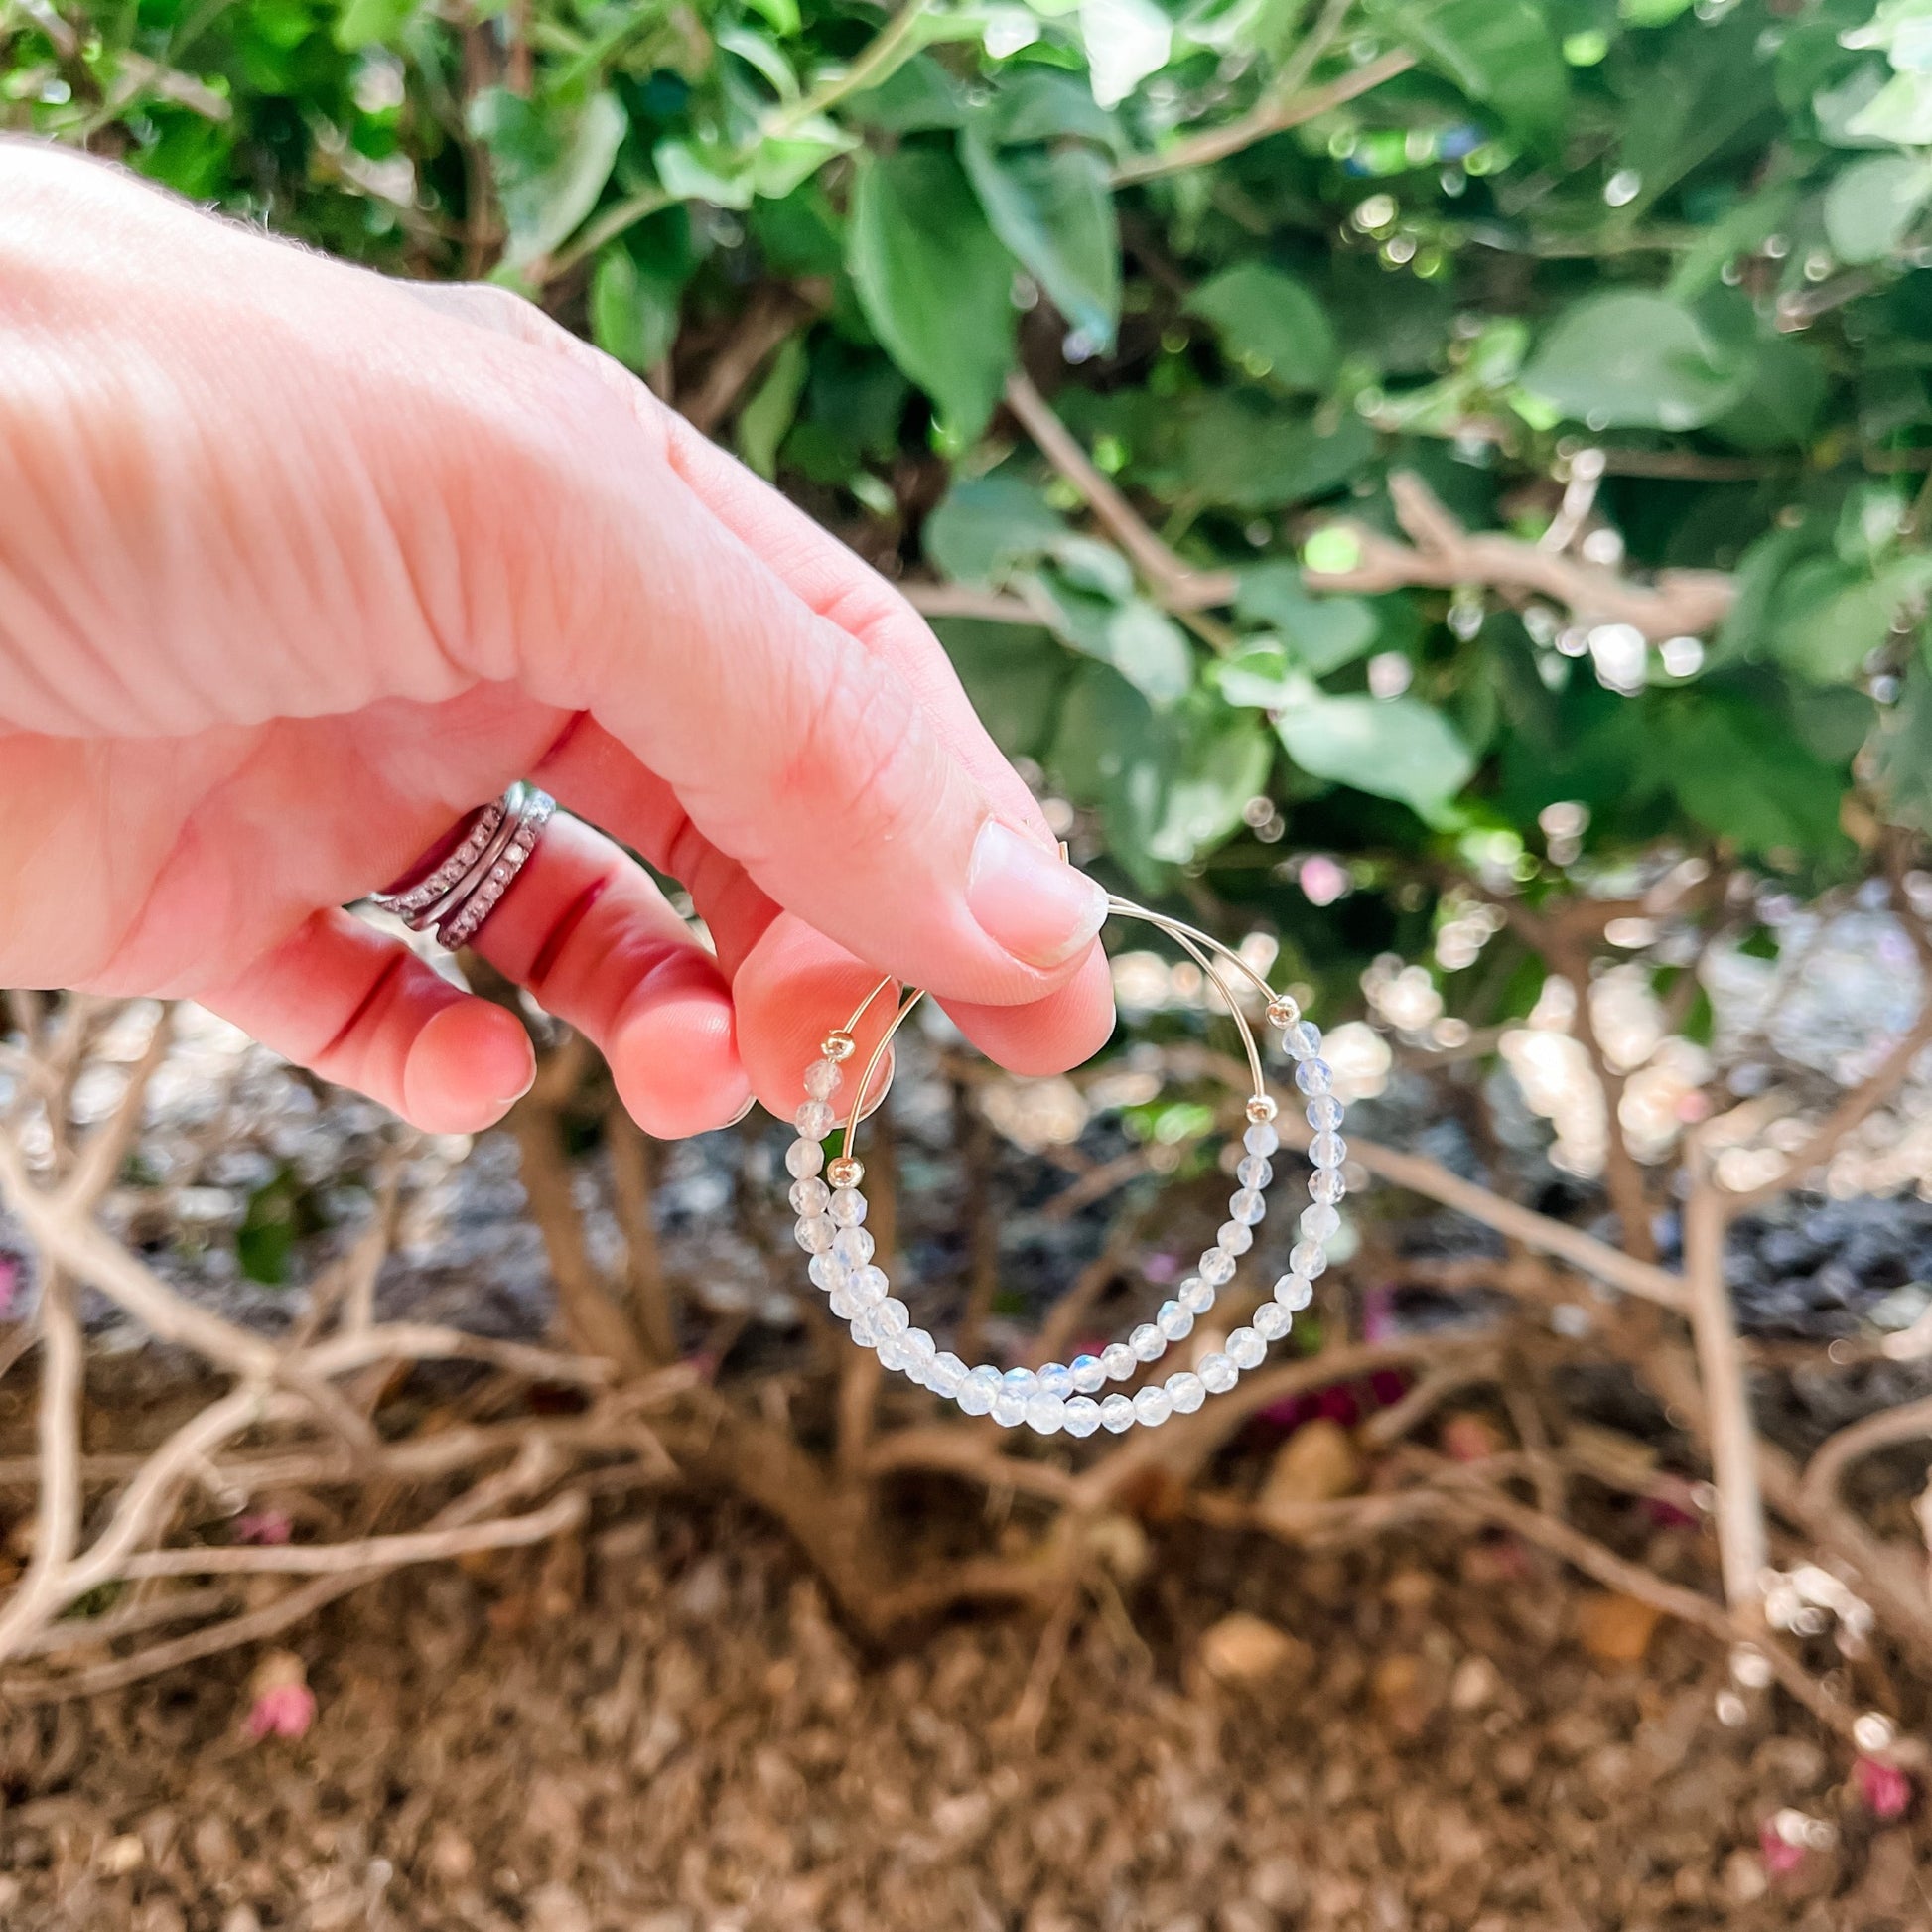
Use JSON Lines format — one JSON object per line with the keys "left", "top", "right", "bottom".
{"left": 0, "top": 142, "right": 1116, "bottom": 1137}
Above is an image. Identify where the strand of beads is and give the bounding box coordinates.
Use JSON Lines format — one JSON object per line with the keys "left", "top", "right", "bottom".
{"left": 786, "top": 1000, "right": 1347, "bottom": 1435}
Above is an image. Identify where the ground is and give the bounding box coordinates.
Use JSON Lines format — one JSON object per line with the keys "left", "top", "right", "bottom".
{"left": 0, "top": 1497, "right": 1925, "bottom": 1932}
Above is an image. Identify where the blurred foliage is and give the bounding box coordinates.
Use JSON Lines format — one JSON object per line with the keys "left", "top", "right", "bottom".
{"left": 12, "top": 0, "right": 1932, "bottom": 1009}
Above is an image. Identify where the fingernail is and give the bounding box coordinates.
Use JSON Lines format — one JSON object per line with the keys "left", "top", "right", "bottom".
{"left": 497, "top": 1062, "right": 537, "bottom": 1108}
{"left": 966, "top": 820, "right": 1108, "bottom": 971}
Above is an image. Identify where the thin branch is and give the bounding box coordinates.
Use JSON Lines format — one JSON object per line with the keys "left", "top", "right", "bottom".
{"left": 54, "top": 1004, "right": 171, "bottom": 1211}
{"left": 901, "top": 582, "right": 1054, "bottom": 627}
{"left": 1, "top": 1271, "right": 84, "bottom": 1649}
{"left": 14, "top": 1585, "right": 240, "bottom": 1660}
{"left": 1801, "top": 1394, "right": 1932, "bottom": 1522}
{"left": 1307, "top": 471, "right": 1735, "bottom": 640}
{"left": 680, "top": 280, "right": 830, "bottom": 436}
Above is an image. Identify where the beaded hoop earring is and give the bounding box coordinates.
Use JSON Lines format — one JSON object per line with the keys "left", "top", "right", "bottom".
{"left": 782, "top": 893, "right": 1347, "bottom": 1438}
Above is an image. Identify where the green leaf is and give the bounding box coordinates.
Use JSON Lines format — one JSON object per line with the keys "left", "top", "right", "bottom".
{"left": 848, "top": 55, "right": 971, "bottom": 130}
{"left": 1849, "top": 69, "right": 1932, "bottom": 144}
{"left": 978, "top": 68, "right": 1122, "bottom": 149}
{"left": 1711, "top": 336, "right": 1827, "bottom": 451}
{"left": 1767, "top": 554, "right": 1932, "bottom": 684}
{"left": 1522, "top": 291, "right": 1750, "bottom": 431}
{"left": 1032, "top": 584, "right": 1194, "bottom": 705}
{"left": 1620, "top": 0, "right": 1692, "bottom": 23}
{"left": 1185, "top": 263, "right": 1337, "bottom": 393}
{"left": 1172, "top": 394, "right": 1376, "bottom": 508}
{"left": 1234, "top": 564, "right": 1379, "bottom": 672}
{"left": 1668, "top": 699, "right": 1848, "bottom": 858}
{"left": 935, "top": 620, "right": 1070, "bottom": 759}
{"left": 333, "top": 0, "right": 417, "bottom": 50}
{"left": 470, "top": 88, "right": 627, "bottom": 270}
{"left": 1378, "top": 0, "right": 1569, "bottom": 146}
{"left": 1274, "top": 683, "right": 1476, "bottom": 821}
{"left": 924, "top": 473, "right": 1067, "bottom": 585}
{"left": 1874, "top": 663, "right": 1932, "bottom": 833}
{"left": 589, "top": 234, "right": 689, "bottom": 373}
{"left": 1825, "top": 153, "right": 1932, "bottom": 263}
{"left": 848, "top": 146, "right": 1018, "bottom": 441}
{"left": 737, "top": 334, "right": 809, "bottom": 479}
{"left": 960, "top": 128, "right": 1120, "bottom": 350}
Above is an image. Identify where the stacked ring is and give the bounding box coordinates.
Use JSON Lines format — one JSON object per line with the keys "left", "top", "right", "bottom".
{"left": 370, "top": 780, "right": 555, "bottom": 950}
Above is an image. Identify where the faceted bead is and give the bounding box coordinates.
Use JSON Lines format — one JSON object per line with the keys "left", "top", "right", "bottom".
{"left": 1101, "top": 1342, "right": 1137, "bottom": 1381}
{"left": 1199, "top": 1248, "right": 1237, "bottom": 1286}
{"left": 1310, "top": 1132, "right": 1347, "bottom": 1169}
{"left": 1229, "top": 1188, "right": 1267, "bottom": 1226}
{"left": 1063, "top": 1395, "right": 1102, "bottom": 1438}
{"left": 849, "top": 1311, "right": 879, "bottom": 1348}
{"left": 1178, "top": 1276, "right": 1216, "bottom": 1314}
{"left": 832, "top": 1226, "right": 874, "bottom": 1268}
{"left": 1227, "top": 1325, "right": 1265, "bottom": 1370}
{"left": 828, "top": 1282, "right": 862, "bottom": 1319}
{"left": 1244, "top": 1121, "right": 1280, "bottom": 1158}
{"left": 808, "top": 1253, "right": 844, "bottom": 1293}
{"left": 794, "top": 1216, "right": 836, "bottom": 1254}
{"left": 803, "top": 1059, "right": 843, "bottom": 1100}
{"left": 1217, "top": 1220, "right": 1254, "bottom": 1257}
{"left": 1283, "top": 1020, "right": 1323, "bottom": 1061}
{"left": 849, "top": 1265, "right": 890, "bottom": 1307}
{"left": 1294, "top": 1058, "right": 1334, "bottom": 1096}
{"left": 928, "top": 1351, "right": 967, "bottom": 1398}
{"left": 1252, "top": 1301, "right": 1291, "bottom": 1342}
{"left": 1002, "top": 1366, "right": 1038, "bottom": 1401}
{"left": 1099, "top": 1393, "right": 1136, "bottom": 1434}
{"left": 1166, "top": 1370, "right": 1206, "bottom": 1414}
{"left": 1129, "top": 1322, "right": 1165, "bottom": 1363}
{"left": 1035, "top": 1362, "right": 1073, "bottom": 1399}
{"left": 1070, "top": 1353, "right": 1107, "bottom": 1394}
{"left": 957, "top": 1365, "right": 999, "bottom": 1416}
{"left": 900, "top": 1327, "right": 937, "bottom": 1371}
{"left": 1199, "top": 1351, "right": 1238, "bottom": 1394}
{"left": 875, "top": 1333, "right": 906, "bottom": 1372}
{"left": 875, "top": 1298, "right": 910, "bottom": 1337}
{"left": 1275, "top": 1273, "right": 1314, "bottom": 1311}
{"left": 1236, "top": 1155, "right": 1274, "bottom": 1190}
{"left": 1025, "top": 1393, "right": 1066, "bottom": 1436}
{"left": 785, "top": 1138, "right": 826, "bottom": 1179}
{"left": 1311, "top": 1168, "right": 1347, "bottom": 1204}
{"left": 1290, "top": 1240, "right": 1328, "bottom": 1279}
{"left": 1301, "top": 1203, "right": 1341, "bottom": 1243}
{"left": 1156, "top": 1300, "right": 1193, "bottom": 1341}
{"left": 828, "top": 1187, "right": 867, "bottom": 1227}
{"left": 788, "top": 1177, "right": 830, "bottom": 1217}
{"left": 1306, "top": 1095, "right": 1344, "bottom": 1132}
{"left": 1133, "top": 1385, "right": 1173, "bottom": 1428}
{"left": 991, "top": 1389, "right": 1028, "bottom": 1428}
{"left": 794, "top": 1099, "right": 835, "bottom": 1140}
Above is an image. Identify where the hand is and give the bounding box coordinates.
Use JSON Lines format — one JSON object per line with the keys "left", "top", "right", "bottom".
{"left": 0, "top": 142, "right": 1114, "bottom": 1137}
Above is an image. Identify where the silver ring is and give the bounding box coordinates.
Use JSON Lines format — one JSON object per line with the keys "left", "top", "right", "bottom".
{"left": 372, "top": 782, "right": 555, "bottom": 950}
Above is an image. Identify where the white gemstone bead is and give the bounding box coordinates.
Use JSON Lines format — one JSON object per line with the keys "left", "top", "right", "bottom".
{"left": 1002, "top": 1366, "right": 1038, "bottom": 1401}
{"left": 1243, "top": 1121, "right": 1280, "bottom": 1158}
{"left": 794, "top": 1215, "right": 836, "bottom": 1254}
{"left": 1133, "top": 1385, "right": 1173, "bottom": 1427}
{"left": 1290, "top": 1240, "right": 1328, "bottom": 1278}
{"left": 789, "top": 1177, "right": 830, "bottom": 1217}
{"left": 1310, "top": 1132, "right": 1347, "bottom": 1168}
{"left": 1217, "top": 1219, "right": 1254, "bottom": 1256}
{"left": 1275, "top": 1273, "right": 1314, "bottom": 1311}
{"left": 1199, "top": 1351, "right": 1238, "bottom": 1394}
{"left": 1252, "top": 1300, "right": 1291, "bottom": 1342}
{"left": 849, "top": 1265, "right": 890, "bottom": 1306}
{"left": 875, "top": 1333, "right": 906, "bottom": 1371}
{"left": 1199, "top": 1248, "right": 1237, "bottom": 1286}
{"left": 1063, "top": 1395, "right": 1102, "bottom": 1438}
{"left": 1101, "top": 1342, "right": 1137, "bottom": 1381}
{"left": 1099, "top": 1393, "right": 1136, "bottom": 1434}
{"left": 1026, "top": 1393, "right": 1066, "bottom": 1435}
{"left": 785, "top": 1139, "right": 825, "bottom": 1179}
{"left": 991, "top": 1389, "right": 1028, "bottom": 1428}
{"left": 1236, "top": 1155, "right": 1274, "bottom": 1189}
{"left": 957, "top": 1365, "right": 999, "bottom": 1416}
{"left": 901, "top": 1327, "right": 937, "bottom": 1370}
{"left": 1166, "top": 1370, "right": 1206, "bottom": 1414}
{"left": 1301, "top": 1203, "right": 1341, "bottom": 1242}
{"left": 1156, "top": 1300, "right": 1193, "bottom": 1341}
{"left": 1129, "top": 1322, "right": 1165, "bottom": 1362}
{"left": 808, "top": 1253, "right": 843, "bottom": 1292}
{"left": 1306, "top": 1095, "right": 1343, "bottom": 1132}
{"left": 828, "top": 1187, "right": 867, "bottom": 1227}
{"left": 832, "top": 1226, "right": 874, "bottom": 1268}
{"left": 1227, "top": 1326, "right": 1265, "bottom": 1370}
{"left": 1036, "top": 1362, "right": 1073, "bottom": 1399}
{"left": 1070, "top": 1353, "right": 1107, "bottom": 1394}
{"left": 1284, "top": 1020, "right": 1323, "bottom": 1061}
{"left": 803, "top": 1059, "right": 843, "bottom": 1100}
{"left": 828, "top": 1282, "right": 862, "bottom": 1318}
{"left": 795, "top": 1099, "right": 835, "bottom": 1140}
{"left": 1229, "top": 1188, "right": 1267, "bottom": 1226}
{"left": 875, "top": 1298, "right": 910, "bottom": 1337}
{"left": 1311, "top": 1168, "right": 1347, "bottom": 1204}
{"left": 849, "top": 1311, "right": 879, "bottom": 1347}
{"left": 1178, "top": 1276, "right": 1216, "bottom": 1314}
{"left": 928, "top": 1351, "right": 967, "bottom": 1397}
{"left": 1294, "top": 1058, "right": 1334, "bottom": 1096}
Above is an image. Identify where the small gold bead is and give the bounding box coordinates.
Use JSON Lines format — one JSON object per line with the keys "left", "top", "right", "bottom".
{"left": 1246, "top": 1095, "right": 1279, "bottom": 1124}
{"left": 827, "top": 1156, "right": 864, "bottom": 1188}
{"left": 1265, "top": 997, "right": 1301, "bottom": 1029}
{"left": 821, "top": 1032, "right": 856, "bottom": 1062}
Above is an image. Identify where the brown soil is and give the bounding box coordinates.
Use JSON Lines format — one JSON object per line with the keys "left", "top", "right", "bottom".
{"left": 1, "top": 1501, "right": 1924, "bottom": 1932}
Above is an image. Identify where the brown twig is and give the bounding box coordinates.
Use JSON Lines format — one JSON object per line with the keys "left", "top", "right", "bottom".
{"left": 680, "top": 281, "right": 829, "bottom": 437}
